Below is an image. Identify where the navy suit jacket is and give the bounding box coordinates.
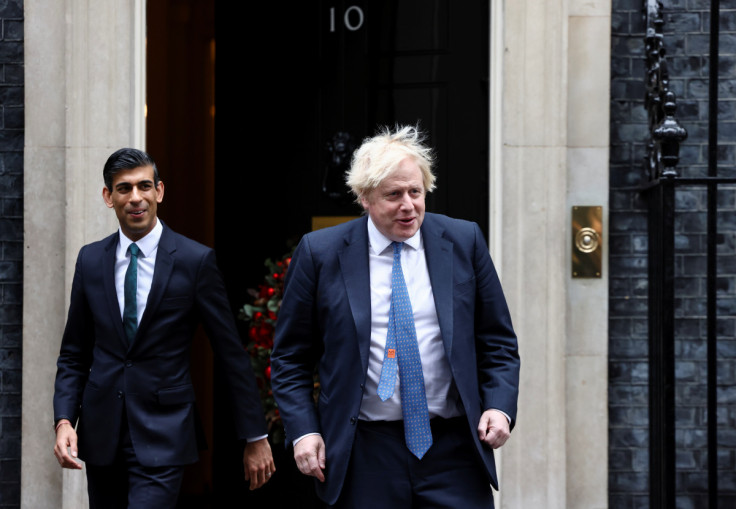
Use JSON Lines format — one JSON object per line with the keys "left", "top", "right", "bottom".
{"left": 271, "top": 213, "right": 520, "bottom": 504}
{"left": 53, "top": 224, "right": 266, "bottom": 467}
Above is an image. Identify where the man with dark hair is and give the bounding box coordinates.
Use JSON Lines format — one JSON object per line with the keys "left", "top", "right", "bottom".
{"left": 53, "top": 148, "right": 274, "bottom": 508}
{"left": 102, "top": 147, "right": 160, "bottom": 190}
{"left": 272, "top": 126, "right": 520, "bottom": 508}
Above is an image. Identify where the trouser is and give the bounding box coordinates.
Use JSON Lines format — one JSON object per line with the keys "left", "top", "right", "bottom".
{"left": 331, "top": 416, "right": 495, "bottom": 509}
{"left": 85, "top": 416, "right": 185, "bottom": 509}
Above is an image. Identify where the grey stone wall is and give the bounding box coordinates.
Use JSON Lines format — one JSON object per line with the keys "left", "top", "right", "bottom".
{"left": 0, "top": 1, "right": 22, "bottom": 508}
{"left": 610, "top": 0, "right": 736, "bottom": 507}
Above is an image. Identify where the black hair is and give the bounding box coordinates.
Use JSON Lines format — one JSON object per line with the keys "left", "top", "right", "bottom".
{"left": 103, "top": 148, "right": 160, "bottom": 191}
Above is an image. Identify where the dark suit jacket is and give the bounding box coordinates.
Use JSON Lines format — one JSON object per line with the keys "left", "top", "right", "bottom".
{"left": 53, "top": 224, "right": 266, "bottom": 467}
{"left": 271, "top": 213, "right": 520, "bottom": 504}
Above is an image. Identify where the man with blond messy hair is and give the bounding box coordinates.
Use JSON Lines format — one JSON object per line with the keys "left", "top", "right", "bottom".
{"left": 272, "top": 126, "right": 520, "bottom": 508}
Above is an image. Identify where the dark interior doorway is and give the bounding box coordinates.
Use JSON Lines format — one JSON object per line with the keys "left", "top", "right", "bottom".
{"left": 146, "top": 0, "right": 217, "bottom": 506}
{"left": 148, "top": 1, "right": 489, "bottom": 506}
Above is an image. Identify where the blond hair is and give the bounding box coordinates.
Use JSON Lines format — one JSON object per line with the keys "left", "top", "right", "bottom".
{"left": 345, "top": 125, "right": 436, "bottom": 202}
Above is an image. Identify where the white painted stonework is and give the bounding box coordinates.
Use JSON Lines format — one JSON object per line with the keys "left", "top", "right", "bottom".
{"left": 22, "top": 1, "right": 146, "bottom": 508}
{"left": 491, "top": 0, "right": 610, "bottom": 508}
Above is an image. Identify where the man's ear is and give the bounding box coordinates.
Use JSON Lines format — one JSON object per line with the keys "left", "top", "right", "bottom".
{"left": 155, "top": 180, "right": 165, "bottom": 203}
{"left": 102, "top": 187, "right": 114, "bottom": 208}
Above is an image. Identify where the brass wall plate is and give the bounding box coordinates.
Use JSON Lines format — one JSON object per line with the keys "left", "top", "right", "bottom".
{"left": 312, "top": 216, "right": 360, "bottom": 231}
{"left": 572, "top": 206, "right": 602, "bottom": 278}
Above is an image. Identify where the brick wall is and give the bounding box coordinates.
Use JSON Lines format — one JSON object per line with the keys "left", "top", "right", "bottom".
{"left": 610, "top": 2, "right": 650, "bottom": 506}
{"left": 0, "top": 1, "right": 22, "bottom": 508}
{"left": 610, "top": 0, "right": 736, "bottom": 507}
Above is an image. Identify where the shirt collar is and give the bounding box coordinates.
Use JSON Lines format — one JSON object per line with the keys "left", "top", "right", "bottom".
{"left": 366, "top": 216, "right": 422, "bottom": 255}
{"left": 118, "top": 218, "right": 163, "bottom": 258}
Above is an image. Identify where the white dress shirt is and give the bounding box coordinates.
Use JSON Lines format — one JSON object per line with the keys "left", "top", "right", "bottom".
{"left": 114, "top": 219, "right": 163, "bottom": 322}
{"left": 359, "top": 217, "right": 463, "bottom": 421}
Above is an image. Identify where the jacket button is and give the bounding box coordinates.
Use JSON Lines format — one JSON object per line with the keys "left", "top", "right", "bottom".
{"left": 125, "top": 361, "right": 133, "bottom": 368}
{"left": 350, "top": 417, "right": 357, "bottom": 425}
{"left": 117, "top": 391, "right": 124, "bottom": 399}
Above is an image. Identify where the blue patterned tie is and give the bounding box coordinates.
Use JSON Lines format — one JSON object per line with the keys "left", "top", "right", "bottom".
{"left": 123, "top": 243, "right": 140, "bottom": 343}
{"left": 377, "top": 242, "right": 433, "bottom": 458}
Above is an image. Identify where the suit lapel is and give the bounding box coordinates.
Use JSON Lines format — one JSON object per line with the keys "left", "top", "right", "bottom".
{"left": 337, "top": 217, "right": 372, "bottom": 374}
{"left": 422, "top": 216, "right": 454, "bottom": 356}
{"left": 102, "top": 233, "right": 128, "bottom": 348}
{"left": 134, "top": 225, "right": 176, "bottom": 346}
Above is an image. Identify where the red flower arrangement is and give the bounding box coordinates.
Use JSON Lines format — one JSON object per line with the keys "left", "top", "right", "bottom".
{"left": 239, "top": 251, "right": 292, "bottom": 444}
{"left": 239, "top": 248, "right": 321, "bottom": 444}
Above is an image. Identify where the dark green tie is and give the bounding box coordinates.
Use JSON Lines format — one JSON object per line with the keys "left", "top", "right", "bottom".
{"left": 123, "top": 243, "right": 140, "bottom": 343}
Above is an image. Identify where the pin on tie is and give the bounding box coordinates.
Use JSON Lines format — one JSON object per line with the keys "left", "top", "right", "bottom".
{"left": 123, "top": 243, "right": 140, "bottom": 343}
{"left": 376, "top": 242, "right": 433, "bottom": 458}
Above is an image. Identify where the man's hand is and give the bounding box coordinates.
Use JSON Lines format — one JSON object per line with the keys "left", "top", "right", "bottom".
{"left": 243, "top": 438, "right": 276, "bottom": 490}
{"left": 53, "top": 420, "right": 83, "bottom": 470}
{"left": 477, "top": 409, "right": 511, "bottom": 449}
{"left": 293, "top": 434, "right": 326, "bottom": 482}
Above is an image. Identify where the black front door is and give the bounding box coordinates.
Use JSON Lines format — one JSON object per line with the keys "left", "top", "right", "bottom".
{"left": 214, "top": 2, "right": 489, "bottom": 505}
{"left": 217, "top": 0, "right": 490, "bottom": 299}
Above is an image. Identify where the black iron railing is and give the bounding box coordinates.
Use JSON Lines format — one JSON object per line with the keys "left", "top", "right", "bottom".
{"left": 643, "top": 1, "right": 733, "bottom": 507}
